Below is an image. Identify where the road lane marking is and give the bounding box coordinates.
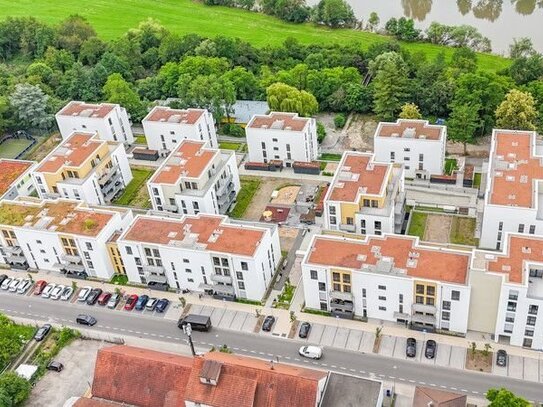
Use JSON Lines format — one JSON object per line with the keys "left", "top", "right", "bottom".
{"left": 451, "top": 387, "right": 457, "bottom": 390}
{"left": 419, "top": 382, "right": 426, "bottom": 385}
{"left": 472, "top": 391, "right": 479, "bottom": 394}
{"left": 409, "top": 380, "right": 416, "bottom": 383}
{"left": 284, "top": 356, "right": 291, "bottom": 360}
{"left": 461, "top": 389, "right": 468, "bottom": 392}
{"left": 388, "top": 376, "right": 395, "bottom": 379}
{"left": 241, "top": 349, "right": 247, "bottom": 352}
{"left": 398, "top": 378, "right": 405, "bottom": 381}
{"left": 350, "top": 369, "right": 356, "bottom": 372}
{"left": 331, "top": 365, "right": 337, "bottom": 368}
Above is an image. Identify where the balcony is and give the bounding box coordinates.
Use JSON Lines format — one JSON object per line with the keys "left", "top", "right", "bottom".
{"left": 211, "top": 273, "right": 233, "bottom": 284}
{"left": 102, "top": 179, "right": 124, "bottom": 202}
{"left": 217, "top": 185, "right": 236, "bottom": 205}
{"left": 98, "top": 165, "right": 120, "bottom": 186}
{"left": 411, "top": 313, "right": 436, "bottom": 325}
{"left": 393, "top": 311, "right": 410, "bottom": 320}
{"left": 411, "top": 303, "right": 437, "bottom": 314}
{"left": 6, "top": 254, "right": 27, "bottom": 264}
{"left": 3, "top": 246, "right": 22, "bottom": 255}
{"left": 61, "top": 254, "right": 81, "bottom": 263}
{"left": 330, "top": 298, "right": 354, "bottom": 312}
{"left": 212, "top": 284, "right": 236, "bottom": 300}
{"left": 527, "top": 276, "right": 543, "bottom": 300}
{"left": 54, "top": 262, "right": 86, "bottom": 273}
{"left": 216, "top": 173, "right": 233, "bottom": 196}
{"left": 339, "top": 223, "right": 356, "bottom": 233}
{"left": 163, "top": 204, "right": 179, "bottom": 212}
{"left": 329, "top": 290, "right": 354, "bottom": 302}
{"left": 42, "top": 192, "right": 60, "bottom": 199}
{"left": 144, "top": 272, "right": 167, "bottom": 284}
{"left": 143, "top": 265, "right": 165, "bottom": 274}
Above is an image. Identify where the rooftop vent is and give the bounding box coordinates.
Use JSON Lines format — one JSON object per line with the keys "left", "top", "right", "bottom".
{"left": 502, "top": 265, "right": 511, "bottom": 272}
{"left": 508, "top": 194, "right": 516, "bottom": 200}
{"left": 520, "top": 175, "right": 528, "bottom": 183}
{"left": 522, "top": 246, "right": 532, "bottom": 254}
{"left": 391, "top": 133, "right": 399, "bottom": 137}
{"left": 167, "top": 231, "right": 178, "bottom": 239}
{"left": 402, "top": 128, "right": 416, "bottom": 138}
{"left": 512, "top": 142, "right": 519, "bottom": 147}
{"left": 270, "top": 120, "right": 285, "bottom": 130}
{"left": 168, "top": 114, "right": 182, "bottom": 123}
{"left": 506, "top": 176, "right": 515, "bottom": 182}
{"left": 199, "top": 360, "right": 222, "bottom": 386}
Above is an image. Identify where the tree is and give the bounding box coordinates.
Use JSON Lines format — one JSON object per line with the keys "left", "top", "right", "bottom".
{"left": 385, "top": 17, "right": 421, "bottom": 42}
{"left": 0, "top": 372, "right": 31, "bottom": 406}
{"left": 102, "top": 73, "right": 144, "bottom": 120}
{"left": 56, "top": 15, "right": 96, "bottom": 54}
{"left": 266, "top": 82, "right": 318, "bottom": 117}
{"left": 399, "top": 103, "right": 422, "bottom": 119}
{"left": 366, "top": 12, "right": 380, "bottom": 32}
{"left": 79, "top": 37, "right": 107, "bottom": 65}
{"left": 447, "top": 103, "right": 480, "bottom": 154}
{"left": 273, "top": 0, "right": 310, "bottom": 23}
{"left": 509, "top": 37, "right": 537, "bottom": 59}
{"left": 9, "top": 83, "right": 52, "bottom": 131}
{"left": 312, "top": 0, "right": 356, "bottom": 28}
{"left": 508, "top": 54, "right": 543, "bottom": 85}
{"left": 495, "top": 89, "right": 538, "bottom": 131}
{"left": 371, "top": 52, "right": 410, "bottom": 120}
{"left": 221, "top": 67, "right": 262, "bottom": 100}
{"left": 486, "top": 388, "right": 530, "bottom": 407}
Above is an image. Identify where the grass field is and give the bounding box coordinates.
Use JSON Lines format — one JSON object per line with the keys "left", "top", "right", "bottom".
{"left": 112, "top": 167, "right": 154, "bottom": 207}
{"left": 229, "top": 176, "right": 260, "bottom": 219}
{"left": 0, "top": 0, "right": 509, "bottom": 72}
{"left": 450, "top": 216, "right": 478, "bottom": 246}
{"left": 319, "top": 153, "right": 343, "bottom": 161}
{"left": 0, "top": 138, "right": 32, "bottom": 159}
{"left": 219, "top": 141, "right": 243, "bottom": 151}
{"left": 134, "top": 135, "right": 147, "bottom": 145}
{"left": 407, "top": 211, "right": 428, "bottom": 239}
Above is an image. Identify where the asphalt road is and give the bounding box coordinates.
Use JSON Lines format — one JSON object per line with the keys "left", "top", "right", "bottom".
{"left": 1, "top": 291, "right": 542, "bottom": 403}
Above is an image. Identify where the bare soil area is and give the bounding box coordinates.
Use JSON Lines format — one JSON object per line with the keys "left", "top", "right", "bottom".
{"left": 244, "top": 178, "right": 287, "bottom": 221}
{"left": 424, "top": 214, "right": 453, "bottom": 244}
{"left": 465, "top": 350, "right": 493, "bottom": 373}
{"left": 271, "top": 186, "right": 300, "bottom": 205}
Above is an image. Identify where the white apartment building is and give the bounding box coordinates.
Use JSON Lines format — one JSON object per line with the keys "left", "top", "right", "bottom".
{"left": 302, "top": 233, "right": 472, "bottom": 334}
{"left": 56, "top": 101, "right": 134, "bottom": 144}
{"left": 479, "top": 129, "right": 543, "bottom": 250}
{"left": 147, "top": 140, "right": 240, "bottom": 215}
{"left": 323, "top": 152, "right": 405, "bottom": 235}
{"left": 0, "top": 159, "right": 37, "bottom": 200}
{"left": 32, "top": 132, "right": 133, "bottom": 205}
{"left": 373, "top": 119, "right": 447, "bottom": 179}
{"left": 142, "top": 106, "right": 217, "bottom": 155}
{"left": 117, "top": 213, "right": 281, "bottom": 301}
{"left": 245, "top": 112, "right": 318, "bottom": 166}
{"left": 0, "top": 198, "right": 133, "bottom": 279}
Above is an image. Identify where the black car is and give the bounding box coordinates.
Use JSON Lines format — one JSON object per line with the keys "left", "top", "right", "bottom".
{"left": 34, "top": 324, "right": 52, "bottom": 342}
{"left": 155, "top": 298, "right": 170, "bottom": 313}
{"left": 86, "top": 288, "right": 103, "bottom": 305}
{"left": 262, "top": 315, "right": 275, "bottom": 332}
{"left": 46, "top": 361, "right": 64, "bottom": 372}
{"left": 424, "top": 339, "right": 437, "bottom": 359}
{"left": 135, "top": 295, "right": 149, "bottom": 311}
{"left": 406, "top": 337, "right": 417, "bottom": 358}
{"left": 496, "top": 349, "right": 507, "bottom": 367}
{"left": 299, "top": 322, "right": 311, "bottom": 338}
{"left": 76, "top": 314, "right": 97, "bottom": 326}
{"left": 0, "top": 274, "right": 7, "bottom": 285}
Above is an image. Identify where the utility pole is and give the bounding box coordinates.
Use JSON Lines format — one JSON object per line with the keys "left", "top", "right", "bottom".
{"left": 183, "top": 323, "right": 196, "bottom": 356}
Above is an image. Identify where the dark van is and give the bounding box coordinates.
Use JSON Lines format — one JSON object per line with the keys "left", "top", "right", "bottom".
{"left": 178, "top": 314, "right": 212, "bottom": 332}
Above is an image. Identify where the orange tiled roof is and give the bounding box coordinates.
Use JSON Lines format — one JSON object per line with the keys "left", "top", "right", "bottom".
{"left": 58, "top": 101, "right": 115, "bottom": 118}
{"left": 122, "top": 214, "right": 265, "bottom": 257}
{"left": 36, "top": 132, "right": 102, "bottom": 173}
{"left": 328, "top": 153, "right": 390, "bottom": 202}
{"left": 151, "top": 140, "right": 217, "bottom": 184}
{"left": 488, "top": 130, "right": 543, "bottom": 208}
{"left": 307, "top": 235, "right": 470, "bottom": 285}
{"left": 376, "top": 120, "right": 444, "bottom": 140}
{"left": 73, "top": 398, "right": 125, "bottom": 407}
{"left": 145, "top": 106, "right": 205, "bottom": 124}
{"left": 248, "top": 113, "right": 309, "bottom": 131}
{"left": 0, "top": 159, "right": 33, "bottom": 197}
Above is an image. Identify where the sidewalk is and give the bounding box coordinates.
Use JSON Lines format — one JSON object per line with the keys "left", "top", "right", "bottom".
{"left": 2, "top": 267, "right": 542, "bottom": 383}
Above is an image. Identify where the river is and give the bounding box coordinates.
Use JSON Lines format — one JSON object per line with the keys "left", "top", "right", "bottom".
{"left": 306, "top": 0, "right": 543, "bottom": 54}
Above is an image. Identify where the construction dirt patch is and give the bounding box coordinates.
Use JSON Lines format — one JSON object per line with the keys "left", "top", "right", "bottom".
{"left": 465, "top": 350, "right": 493, "bottom": 373}
{"left": 271, "top": 185, "right": 301, "bottom": 205}
{"left": 424, "top": 214, "right": 453, "bottom": 244}
{"left": 279, "top": 226, "right": 300, "bottom": 253}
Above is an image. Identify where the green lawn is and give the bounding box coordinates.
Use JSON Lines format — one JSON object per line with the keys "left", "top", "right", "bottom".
{"left": 319, "top": 153, "right": 343, "bottom": 161}
{"left": 219, "top": 141, "right": 243, "bottom": 151}
{"left": 229, "top": 176, "right": 260, "bottom": 219}
{"left": 0, "top": 138, "right": 32, "bottom": 159}
{"left": 407, "top": 211, "right": 428, "bottom": 239}
{"left": 134, "top": 134, "right": 147, "bottom": 145}
{"left": 0, "top": 0, "right": 509, "bottom": 72}
{"left": 450, "top": 216, "right": 479, "bottom": 246}
{"left": 112, "top": 167, "right": 154, "bottom": 207}
{"left": 473, "top": 172, "right": 482, "bottom": 189}
{"left": 444, "top": 158, "right": 458, "bottom": 175}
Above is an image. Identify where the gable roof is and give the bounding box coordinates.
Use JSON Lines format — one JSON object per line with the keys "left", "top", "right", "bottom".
{"left": 413, "top": 386, "right": 466, "bottom": 407}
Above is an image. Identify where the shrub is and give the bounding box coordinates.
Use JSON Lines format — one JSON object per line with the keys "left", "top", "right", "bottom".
{"left": 221, "top": 123, "right": 245, "bottom": 137}
{"left": 317, "top": 121, "right": 326, "bottom": 143}
{"left": 334, "top": 113, "right": 346, "bottom": 128}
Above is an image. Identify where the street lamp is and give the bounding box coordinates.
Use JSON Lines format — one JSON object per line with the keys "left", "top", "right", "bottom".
{"left": 392, "top": 365, "right": 397, "bottom": 398}
{"left": 182, "top": 323, "right": 196, "bottom": 356}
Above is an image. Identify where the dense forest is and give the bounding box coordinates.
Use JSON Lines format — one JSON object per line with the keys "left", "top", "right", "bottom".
{"left": 0, "top": 15, "right": 542, "bottom": 147}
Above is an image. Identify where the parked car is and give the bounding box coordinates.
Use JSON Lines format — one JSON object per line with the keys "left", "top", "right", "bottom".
{"left": 86, "top": 288, "right": 103, "bottom": 305}
{"left": 299, "top": 345, "right": 322, "bottom": 359}
{"left": 33, "top": 280, "right": 47, "bottom": 295}
{"left": 60, "top": 286, "right": 74, "bottom": 301}
{"left": 0, "top": 274, "right": 7, "bottom": 285}
{"left": 107, "top": 293, "right": 121, "bottom": 309}
{"left": 41, "top": 283, "right": 57, "bottom": 299}
{"left": 46, "top": 361, "right": 64, "bottom": 372}
{"left": 425, "top": 340, "right": 437, "bottom": 359}
{"left": 76, "top": 314, "right": 97, "bottom": 326}
{"left": 146, "top": 297, "right": 158, "bottom": 311}
{"left": 8, "top": 278, "right": 22, "bottom": 292}
{"left": 1, "top": 277, "right": 12, "bottom": 290}
{"left": 262, "top": 315, "right": 276, "bottom": 332}
{"left": 135, "top": 295, "right": 149, "bottom": 311}
{"left": 16, "top": 279, "right": 32, "bottom": 294}
{"left": 155, "top": 298, "right": 170, "bottom": 313}
{"left": 77, "top": 286, "right": 93, "bottom": 302}
{"left": 406, "top": 338, "right": 417, "bottom": 358}
{"left": 50, "top": 285, "right": 65, "bottom": 300}
{"left": 97, "top": 292, "right": 112, "bottom": 306}
{"left": 298, "top": 322, "right": 311, "bottom": 339}
{"left": 124, "top": 294, "right": 138, "bottom": 311}
{"left": 496, "top": 349, "right": 507, "bottom": 367}
{"left": 34, "top": 324, "right": 52, "bottom": 341}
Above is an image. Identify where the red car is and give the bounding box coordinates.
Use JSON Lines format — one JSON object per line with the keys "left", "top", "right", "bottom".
{"left": 97, "top": 292, "right": 112, "bottom": 306}
{"left": 124, "top": 294, "right": 138, "bottom": 311}
{"left": 33, "top": 280, "right": 47, "bottom": 295}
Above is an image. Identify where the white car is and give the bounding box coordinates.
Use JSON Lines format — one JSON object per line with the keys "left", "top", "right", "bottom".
{"left": 41, "top": 283, "right": 57, "bottom": 299}
{"left": 60, "top": 286, "right": 74, "bottom": 301}
{"left": 8, "top": 278, "right": 23, "bottom": 292}
{"left": 298, "top": 346, "right": 323, "bottom": 360}
{"left": 77, "top": 286, "right": 93, "bottom": 302}
{"left": 50, "top": 285, "right": 65, "bottom": 300}
{"left": 16, "top": 279, "right": 32, "bottom": 294}
{"left": 1, "top": 277, "right": 12, "bottom": 290}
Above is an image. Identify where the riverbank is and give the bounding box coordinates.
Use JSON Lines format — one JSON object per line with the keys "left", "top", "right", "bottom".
{"left": 0, "top": 0, "right": 510, "bottom": 71}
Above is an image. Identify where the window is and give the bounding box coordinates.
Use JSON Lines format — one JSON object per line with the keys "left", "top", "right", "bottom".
{"left": 509, "top": 291, "right": 519, "bottom": 301}
{"left": 343, "top": 285, "right": 351, "bottom": 293}
{"left": 524, "top": 329, "right": 534, "bottom": 337}
{"left": 451, "top": 290, "right": 460, "bottom": 301}
{"left": 419, "top": 153, "right": 424, "bottom": 161}
{"left": 126, "top": 247, "right": 133, "bottom": 255}
{"left": 261, "top": 142, "right": 266, "bottom": 149}
{"left": 426, "top": 286, "right": 435, "bottom": 296}
{"left": 320, "top": 302, "right": 328, "bottom": 311}
{"left": 378, "top": 285, "right": 386, "bottom": 290}
{"left": 526, "top": 316, "right": 536, "bottom": 326}
{"left": 310, "top": 270, "right": 318, "bottom": 280}
{"left": 185, "top": 268, "right": 192, "bottom": 274}
{"left": 362, "top": 288, "right": 366, "bottom": 298}
{"left": 84, "top": 252, "right": 91, "bottom": 260}
{"left": 523, "top": 338, "right": 533, "bottom": 347}
{"left": 416, "top": 296, "right": 424, "bottom": 304}
{"left": 332, "top": 272, "right": 340, "bottom": 282}
{"left": 416, "top": 284, "right": 425, "bottom": 294}
{"left": 518, "top": 224, "right": 525, "bottom": 233}
{"left": 507, "top": 302, "right": 517, "bottom": 312}
{"left": 498, "top": 221, "right": 503, "bottom": 231}
{"left": 378, "top": 296, "right": 386, "bottom": 301}
{"left": 318, "top": 282, "right": 326, "bottom": 291}
{"left": 329, "top": 216, "right": 336, "bottom": 225}
{"left": 426, "top": 297, "right": 435, "bottom": 306}
{"left": 379, "top": 306, "right": 387, "bottom": 311}
{"left": 363, "top": 199, "right": 370, "bottom": 207}
{"left": 390, "top": 152, "right": 395, "bottom": 160}
{"left": 238, "top": 281, "right": 245, "bottom": 290}
{"left": 404, "top": 156, "right": 410, "bottom": 161}
{"left": 528, "top": 305, "right": 538, "bottom": 315}
{"left": 188, "top": 278, "right": 194, "bottom": 283}
{"left": 371, "top": 200, "right": 378, "bottom": 208}
{"left": 329, "top": 206, "right": 336, "bottom": 215}
{"left": 87, "top": 261, "right": 94, "bottom": 269}
{"left": 399, "top": 294, "right": 403, "bottom": 303}
{"left": 85, "top": 242, "right": 93, "bottom": 251}
{"left": 236, "top": 272, "right": 244, "bottom": 280}
{"left": 342, "top": 274, "right": 350, "bottom": 284}
{"left": 333, "top": 283, "right": 341, "bottom": 291}
{"left": 272, "top": 138, "right": 278, "bottom": 142}
{"left": 346, "top": 217, "right": 353, "bottom": 225}
{"left": 241, "top": 262, "right": 248, "bottom": 271}
{"left": 530, "top": 225, "right": 536, "bottom": 234}
{"left": 374, "top": 221, "right": 382, "bottom": 230}
{"left": 442, "top": 301, "right": 451, "bottom": 310}
{"left": 442, "top": 311, "right": 450, "bottom": 321}
{"left": 505, "top": 313, "right": 515, "bottom": 323}
{"left": 36, "top": 240, "right": 42, "bottom": 244}
{"left": 403, "top": 147, "right": 410, "bottom": 152}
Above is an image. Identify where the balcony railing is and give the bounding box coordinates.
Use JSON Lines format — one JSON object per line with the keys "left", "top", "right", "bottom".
{"left": 411, "top": 303, "right": 437, "bottom": 314}
{"left": 144, "top": 271, "right": 167, "bottom": 284}
{"left": 98, "top": 165, "right": 120, "bottom": 186}
{"left": 330, "top": 299, "right": 354, "bottom": 311}
{"left": 2, "top": 246, "right": 22, "bottom": 255}
{"left": 411, "top": 313, "right": 436, "bottom": 324}
{"left": 61, "top": 254, "right": 81, "bottom": 263}
{"left": 6, "top": 254, "right": 27, "bottom": 264}
{"left": 143, "top": 265, "right": 165, "bottom": 274}
{"left": 216, "top": 173, "right": 233, "bottom": 196}
{"left": 213, "top": 284, "right": 235, "bottom": 296}
{"left": 210, "top": 274, "right": 233, "bottom": 284}
{"left": 329, "top": 290, "right": 354, "bottom": 302}
{"left": 339, "top": 223, "right": 356, "bottom": 232}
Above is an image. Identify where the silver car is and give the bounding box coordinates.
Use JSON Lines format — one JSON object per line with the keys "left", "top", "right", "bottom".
{"left": 16, "top": 279, "right": 32, "bottom": 294}
{"left": 41, "top": 283, "right": 57, "bottom": 299}
{"left": 50, "top": 285, "right": 65, "bottom": 300}
{"left": 60, "top": 286, "right": 74, "bottom": 301}
{"left": 1, "top": 277, "right": 12, "bottom": 290}
{"left": 77, "top": 286, "right": 93, "bottom": 302}
{"left": 8, "top": 278, "right": 22, "bottom": 292}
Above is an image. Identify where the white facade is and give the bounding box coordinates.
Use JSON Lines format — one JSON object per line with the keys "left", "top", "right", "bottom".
{"left": 56, "top": 101, "right": 134, "bottom": 144}
{"left": 245, "top": 112, "right": 318, "bottom": 165}
{"left": 142, "top": 106, "right": 217, "bottom": 155}
{"left": 323, "top": 152, "right": 406, "bottom": 235}
{"left": 0, "top": 159, "right": 37, "bottom": 200}
{"left": 479, "top": 129, "right": 543, "bottom": 250}
{"left": 0, "top": 199, "right": 132, "bottom": 279}
{"left": 118, "top": 214, "right": 281, "bottom": 301}
{"left": 373, "top": 119, "right": 446, "bottom": 179}
{"left": 147, "top": 140, "right": 240, "bottom": 215}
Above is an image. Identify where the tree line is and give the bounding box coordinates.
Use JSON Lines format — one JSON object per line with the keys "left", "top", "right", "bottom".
{"left": 0, "top": 15, "right": 542, "bottom": 147}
